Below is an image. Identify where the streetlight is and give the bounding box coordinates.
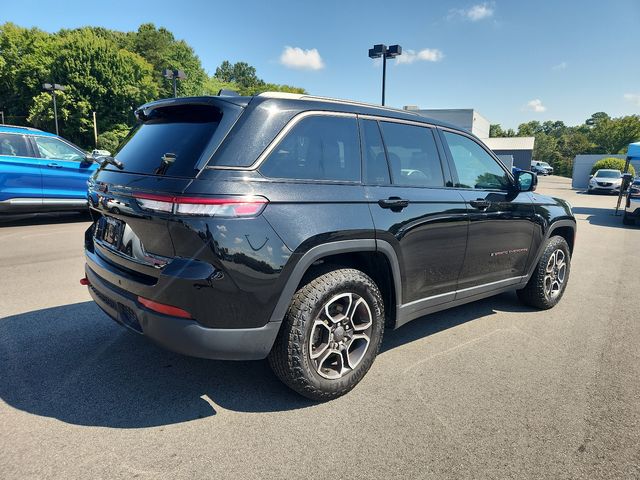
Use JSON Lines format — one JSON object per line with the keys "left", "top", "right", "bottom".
{"left": 368, "top": 44, "right": 402, "bottom": 106}
{"left": 42, "top": 83, "right": 65, "bottom": 135}
{"left": 162, "top": 69, "right": 187, "bottom": 98}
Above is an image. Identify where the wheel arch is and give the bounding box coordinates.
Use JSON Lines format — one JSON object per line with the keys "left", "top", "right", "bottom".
{"left": 525, "top": 219, "right": 576, "bottom": 279}
{"left": 548, "top": 220, "right": 576, "bottom": 254}
{"left": 268, "top": 240, "right": 402, "bottom": 329}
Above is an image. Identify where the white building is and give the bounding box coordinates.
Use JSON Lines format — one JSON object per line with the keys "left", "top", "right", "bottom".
{"left": 403, "top": 107, "right": 490, "bottom": 139}
{"left": 403, "top": 106, "right": 534, "bottom": 170}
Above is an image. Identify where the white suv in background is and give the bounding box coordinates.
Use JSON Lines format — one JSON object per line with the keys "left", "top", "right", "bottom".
{"left": 588, "top": 169, "right": 623, "bottom": 194}
{"left": 531, "top": 161, "right": 553, "bottom": 175}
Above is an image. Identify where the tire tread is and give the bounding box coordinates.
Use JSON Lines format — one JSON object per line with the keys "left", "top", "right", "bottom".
{"left": 268, "top": 268, "right": 384, "bottom": 401}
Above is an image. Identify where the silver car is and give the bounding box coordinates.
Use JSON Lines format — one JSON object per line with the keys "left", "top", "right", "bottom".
{"left": 587, "top": 169, "right": 622, "bottom": 194}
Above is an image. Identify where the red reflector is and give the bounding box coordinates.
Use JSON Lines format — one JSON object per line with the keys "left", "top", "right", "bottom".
{"left": 137, "top": 296, "right": 192, "bottom": 319}
{"left": 80, "top": 277, "right": 90, "bottom": 286}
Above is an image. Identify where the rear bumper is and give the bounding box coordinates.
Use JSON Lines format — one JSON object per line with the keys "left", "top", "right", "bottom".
{"left": 85, "top": 264, "right": 281, "bottom": 360}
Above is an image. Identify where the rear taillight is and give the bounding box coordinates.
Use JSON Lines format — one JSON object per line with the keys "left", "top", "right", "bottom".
{"left": 134, "top": 193, "right": 268, "bottom": 217}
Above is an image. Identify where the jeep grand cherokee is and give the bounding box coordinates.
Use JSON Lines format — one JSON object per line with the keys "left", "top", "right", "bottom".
{"left": 83, "top": 93, "right": 576, "bottom": 400}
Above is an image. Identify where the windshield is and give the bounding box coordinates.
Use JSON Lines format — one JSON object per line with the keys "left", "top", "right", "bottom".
{"left": 540, "top": 162, "right": 551, "bottom": 167}
{"left": 595, "top": 170, "right": 621, "bottom": 179}
{"left": 108, "top": 104, "right": 223, "bottom": 177}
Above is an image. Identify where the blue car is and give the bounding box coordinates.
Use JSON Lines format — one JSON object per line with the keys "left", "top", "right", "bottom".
{"left": 0, "top": 125, "right": 98, "bottom": 213}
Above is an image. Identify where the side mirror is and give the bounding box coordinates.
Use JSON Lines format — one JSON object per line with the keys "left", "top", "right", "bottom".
{"left": 588, "top": 175, "right": 593, "bottom": 179}
{"left": 81, "top": 154, "right": 95, "bottom": 167}
{"left": 515, "top": 170, "right": 537, "bottom": 192}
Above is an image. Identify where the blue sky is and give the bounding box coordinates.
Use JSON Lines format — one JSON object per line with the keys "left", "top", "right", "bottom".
{"left": 3, "top": 0, "right": 639, "bottom": 128}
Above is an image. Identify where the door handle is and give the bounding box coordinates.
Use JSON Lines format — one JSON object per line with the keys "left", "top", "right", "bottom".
{"left": 47, "top": 162, "right": 62, "bottom": 168}
{"left": 469, "top": 199, "right": 491, "bottom": 211}
{"left": 378, "top": 197, "right": 409, "bottom": 211}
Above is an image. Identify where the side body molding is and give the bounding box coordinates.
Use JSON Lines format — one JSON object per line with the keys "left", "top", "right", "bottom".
{"left": 268, "top": 239, "right": 403, "bottom": 325}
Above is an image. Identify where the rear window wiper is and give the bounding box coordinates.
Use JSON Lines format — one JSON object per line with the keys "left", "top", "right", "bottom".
{"left": 95, "top": 155, "right": 124, "bottom": 170}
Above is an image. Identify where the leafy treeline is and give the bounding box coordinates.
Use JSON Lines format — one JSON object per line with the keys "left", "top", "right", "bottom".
{"left": 0, "top": 22, "right": 305, "bottom": 151}
{"left": 490, "top": 112, "right": 640, "bottom": 177}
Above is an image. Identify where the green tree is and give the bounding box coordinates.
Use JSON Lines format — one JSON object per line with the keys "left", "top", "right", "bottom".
{"left": 131, "top": 23, "right": 207, "bottom": 98}
{"left": 0, "top": 23, "right": 54, "bottom": 125}
{"left": 214, "top": 61, "right": 261, "bottom": 90}
{"left": 43, "top": 29, "right": 157, "bottom": 146}
{"left": 0, "top": 22, "right": 306, "bottom": 149}
{"left": 587, "top": 115, "right": 640, "bottom": 154}
{"left": 203, "top": 76, "right": 241, "bottom": 95}
{"left": 489, "top": 124, "right": 516, "bottom": 137}
{"left": 97, "top": 123, "right": 131, "bottom": 153}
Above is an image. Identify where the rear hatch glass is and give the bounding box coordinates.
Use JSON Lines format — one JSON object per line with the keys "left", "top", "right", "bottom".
{"left": 105, "top": 102, "right": 239, "bottom": 177}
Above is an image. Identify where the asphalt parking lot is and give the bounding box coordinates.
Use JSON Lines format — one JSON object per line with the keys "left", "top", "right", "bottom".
{"left": 1, "top": 176, "right": 639, "bottom": 480}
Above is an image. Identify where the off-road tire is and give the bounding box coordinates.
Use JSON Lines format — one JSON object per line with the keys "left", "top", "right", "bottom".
{"left": 268, "top": 268, "right": 385, "bottom": 401}
{"left": 517, "top": 235, "right": 571, "bottom": 310}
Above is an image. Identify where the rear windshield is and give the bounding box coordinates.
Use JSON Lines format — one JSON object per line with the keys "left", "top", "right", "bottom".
{"left": 108, "top": 104, "right": 223, "bottom": 177}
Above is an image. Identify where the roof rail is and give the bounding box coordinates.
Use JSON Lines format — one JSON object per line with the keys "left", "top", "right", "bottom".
{"left": 0, "top": 124, "right": 42, "bottom": 132}
{"left": 256, "top": 92, "right": 421, "bottom": 116}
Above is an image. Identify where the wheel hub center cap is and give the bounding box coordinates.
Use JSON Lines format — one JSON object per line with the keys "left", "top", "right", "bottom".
{"left": 333, "top": 326, "right": 345, "bottom": 342}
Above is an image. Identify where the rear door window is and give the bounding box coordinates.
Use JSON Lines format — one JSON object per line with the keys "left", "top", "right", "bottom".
{"left": 110, "top": 104, "right": 225, "bottom": 177}
{"left": 0, "top": 133, "right": 30, "bottom": 157}
{"left": 380, "top": 122, "right": 444, "bottom": 187}
{"left": 378, "top": 122, "right": 445, "bottom": 187}
{"left": 260, "top": 115, "right": 360, "bottom": 182}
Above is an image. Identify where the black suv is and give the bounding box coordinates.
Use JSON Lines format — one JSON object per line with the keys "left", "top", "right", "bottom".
{"left": 84, "top": 93, "right": 576, "bottom": 400}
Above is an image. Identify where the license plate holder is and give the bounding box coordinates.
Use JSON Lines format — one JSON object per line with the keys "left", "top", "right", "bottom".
{"left": 99, "top": 216, "right": 125, "bottom": 249}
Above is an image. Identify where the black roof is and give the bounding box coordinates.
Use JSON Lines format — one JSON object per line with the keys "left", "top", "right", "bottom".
{"left": 136, "top": 93, "right": 461, "bottom": 131}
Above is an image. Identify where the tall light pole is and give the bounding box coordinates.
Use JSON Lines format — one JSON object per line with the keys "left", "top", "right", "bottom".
{"left": 368, "top": 44, "right": 402, "bottom": 106}
{"left": 162, "top": 69, "right": 187, "bottom": 98}
{"left": 42, "top": 83, "right": 65, "bottom": 135}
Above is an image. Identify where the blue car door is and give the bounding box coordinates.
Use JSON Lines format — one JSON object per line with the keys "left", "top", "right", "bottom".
{"left": 0, "top": 132, "right": 43, "bottom": 206}
{"left": 31, "top": 135, "right": 96, "bottom": 200}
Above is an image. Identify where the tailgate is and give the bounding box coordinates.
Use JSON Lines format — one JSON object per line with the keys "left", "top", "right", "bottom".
{"left": 87, "top": 170, "right": 193, "bottom": 278}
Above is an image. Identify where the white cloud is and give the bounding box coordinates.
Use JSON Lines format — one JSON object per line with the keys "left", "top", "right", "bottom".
{"left": 525, "top": 99, "right": 547, "bottom": 113}
{"left": 450, "top": 3, "right": 494, "bottom": 21}
{"left": 552, "top": 61, "right": 567, "bottom": 70}
{"left": 395, "top": 48, "right": 444, "bottom": 64}
{"left": 279, "top": 46, "right": 324, "bottom": 70}
{"left": 624, "top": 93, "right": 640, "bottom": 107}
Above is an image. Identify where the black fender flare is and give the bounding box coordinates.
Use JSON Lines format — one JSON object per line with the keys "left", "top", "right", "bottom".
{"left": 267, "top": 239, "right": 402, "bottom": 324}
{"left": 525, "top": 219, "right": 576, "bottom": 279}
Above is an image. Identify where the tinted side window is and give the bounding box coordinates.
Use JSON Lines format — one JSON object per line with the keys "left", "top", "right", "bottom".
{"left": 442, "top": 131, "right": 511, "bottom": 190}
{"left": 0, "top": 133, "right": 30, "bottom": 157}
{"left": 360, "top": 119, "right": 389, "bottom": 185}
{"left": 261, "top": 115, "right": 360, "bottom": 182}
{"left": 378, "top": 122, "right": 444, "bottom": 187}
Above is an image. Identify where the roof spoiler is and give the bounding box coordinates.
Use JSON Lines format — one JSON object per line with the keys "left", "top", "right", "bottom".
{"left": 135, "top": 95, "right": 249, "bottom": 121}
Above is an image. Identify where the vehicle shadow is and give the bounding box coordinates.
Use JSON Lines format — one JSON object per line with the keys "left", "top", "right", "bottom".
{"left": 571, "top": 206, "right": 636, "bottom": 229}
{"left": 0, "top": 211, "right": 91, "bottom": 227}
{"left": 0, "top": 293, "right": 531, "bottom": 428}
